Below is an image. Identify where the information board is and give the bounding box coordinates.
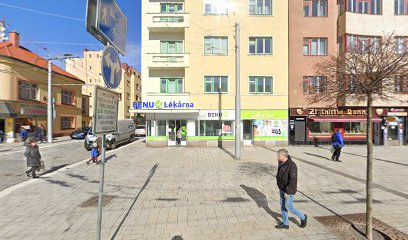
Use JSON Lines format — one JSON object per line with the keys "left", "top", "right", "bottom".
{"left": 92, "top": 86, "right": 119, "bottom": 134}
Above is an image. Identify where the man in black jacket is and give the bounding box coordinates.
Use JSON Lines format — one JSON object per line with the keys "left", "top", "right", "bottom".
{"left": 275, "top": 149, "right": 307, "bottom": 229}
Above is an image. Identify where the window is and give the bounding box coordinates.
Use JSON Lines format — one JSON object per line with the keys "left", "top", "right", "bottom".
{"left": 199, "top": 120, "right": 234, "bottom": 136}
{"left": 303, "top": 76, "right": 327, "bottom": 94}
{"left": 62, "top": 90, "right": 75, "bottom": 105}
{"left": 204, "top": 37, "right": 228, "bottom": 54}
{"left": 303, "top": 38, "right": 328, "bottom": 55}
{"left": 160, "top": 78, "right": 184, "bottom": 94}
{"left": 136, "top": 84, "right": 140, "bottom": 90}
{"left": 61, "top": 117, "right": 75, "bottom": 130}
{"left": 127, "top": 80, "right": 131, "bottom": 87}
{"left": 160, "top": 41, "right": 184, "bottom": 54}
{"left": 249, "top": 0, "right": 273, "bottom": 15}
{"left": 395, "top": 76, "right": 408, "bottom": 93}
{"left": 249, "top": 37, "right": 273, "bottom": 54}
{"left": 161, "top": 3, "right": 183, "bottom": 13}
{"left": 126, "top": 93, "right": 131, "bottom": 100}
{"left": 304, "top": 0, "right": 327, "bottom": 16}
{"left": 396, "top": 37, "right": 408, "bottom": 53}
{"left": 205, "top": 0, "right": 228, "bottom": 15}
{"left": 344, "top": 122, "right": 367, "bottom": 134}
{"left": 18, "top": 80, "right": 38, "bottom": 100}
{"left": 249, "top": 76, "right": 273, "bottom": 93}
{"left": 346, "top": 0, "right": 382, "bottom": 14}
{"left": 395, "top": 0, "right": 408, "bottom": 14}
{"left": 346, "top": 34, "right": 381, "bottom": 52}
{"left": 204, "top": 76, "right": 228, "bottom": 93}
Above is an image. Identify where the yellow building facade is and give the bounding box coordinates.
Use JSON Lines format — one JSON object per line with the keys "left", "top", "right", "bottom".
{"left": 0, "top": 32, "right": 84, "bottom": 142}
{"left": 139, "top": 0, "right": 289, "bottom": 146}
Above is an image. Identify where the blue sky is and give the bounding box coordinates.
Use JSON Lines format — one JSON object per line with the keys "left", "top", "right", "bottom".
{"left": 0, "top": 0, "right": 141, "bottom": 70}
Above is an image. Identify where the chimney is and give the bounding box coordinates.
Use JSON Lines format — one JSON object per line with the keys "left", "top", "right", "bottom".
{"left": 9, "top": 31, "right": 20, "bottom": 48}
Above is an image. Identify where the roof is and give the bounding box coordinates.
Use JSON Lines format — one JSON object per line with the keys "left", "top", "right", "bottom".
{"left": 0, "top": 42, "right": 82, "bottom": 82}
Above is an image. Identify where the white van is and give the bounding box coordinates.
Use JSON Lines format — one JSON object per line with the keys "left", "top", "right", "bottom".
{"left": 84, "top": 119, "right": 136, "bottom": 150}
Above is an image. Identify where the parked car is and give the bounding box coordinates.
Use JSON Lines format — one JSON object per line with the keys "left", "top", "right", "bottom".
{"left": 84, "top": 120, "right": 136, "bottom": 151}
{"left": 70, "top": 127, "right": 90, "bottom": 139}
{"left": 135, "top": 125, "right": 146, "bottom": 137}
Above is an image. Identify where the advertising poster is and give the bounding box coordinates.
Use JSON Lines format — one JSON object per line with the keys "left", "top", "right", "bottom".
{"left": 253, "top": 120, "right": 288, "bottom": 139}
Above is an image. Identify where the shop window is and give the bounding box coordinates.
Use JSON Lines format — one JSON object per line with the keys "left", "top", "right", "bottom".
{"left": 303, "top": 76, "right": 327, "bottom": 94}
{"left": 249, "top": 0, "right": 273, "bottom": 15}
{"left": 157, "top": 120, "right": 167, "bottom": 136}
{"left": 61, "top": 117, "right": 75, "bottom": 130}
{"left": 309, "top": 122, "right": 333, "bottom": 135}
{"left": 346, "top": 0, "right": 382, "bottom": 15}
{"left": 249, "top": 76, "right": 273, "bottom": 94}
{"left": 199, "top": 120, "right": 234, "bottom": 136}
{"left": 161, "top": 78, "right": 184, "bottom": 94}
{"left": 304, "top": 0, "right": 327, "bottom": 17}
{"left": 18, "top": 80, "right": 38, "bottom": 101}
{"left": 395, "top": 76, "right": 408, "bottom": 93}
{"left": 395, "top": 0, "right": 408, "bottom": 15}
{"left": 303, "top": 38, "right": 327, "bottom": 56}
{"left": 249, "top": 37, "right": 273, "bottom": 55}
{"left": 61, "top": 90, "right": 75, "bottom": 105}
{"left": 344, "top": 122, "right": 367, "bottom": 134}
{"left": 204, "top": 76, "right": 228, "bottom": 93}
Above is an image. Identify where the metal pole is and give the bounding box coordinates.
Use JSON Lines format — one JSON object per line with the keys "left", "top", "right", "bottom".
{"left": 235, "top": 23, "right": 241, "bottom": 160}
{"left": 47, "top": 60, "right": 53, "bottom": 143}
{"left": 96, "top": 134, "right": 106, "bottom": 240}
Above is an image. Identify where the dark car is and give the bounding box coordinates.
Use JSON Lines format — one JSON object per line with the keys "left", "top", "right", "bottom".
{"left": 70, "top": 127, "right": 90, "bottom": 140}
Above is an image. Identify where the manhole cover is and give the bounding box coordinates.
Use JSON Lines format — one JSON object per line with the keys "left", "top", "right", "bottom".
{"left": 79, "top": 195, "right": 116, "bottom": 208}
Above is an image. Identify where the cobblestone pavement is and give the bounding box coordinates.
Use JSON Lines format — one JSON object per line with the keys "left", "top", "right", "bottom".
{"left": 0, "top": 143, "right": 407, "bottom": 240}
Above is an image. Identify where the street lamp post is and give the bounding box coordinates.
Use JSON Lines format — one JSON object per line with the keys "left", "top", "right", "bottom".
{"left": 235, "top": 23, "right": 241, "bottom": 160}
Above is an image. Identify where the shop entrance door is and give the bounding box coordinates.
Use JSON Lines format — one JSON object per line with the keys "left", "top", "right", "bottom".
{"left": 168, "top": 120, "right": 187, "bottom": 146}
{"left": 386, "top": 121, "right": 400, "bottom": 146}
{"left": 243, "top": 120, "right": 253, "bottom": 145}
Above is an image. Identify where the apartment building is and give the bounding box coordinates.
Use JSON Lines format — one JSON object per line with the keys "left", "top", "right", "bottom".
{"left": 289, "top": 0, "right": 408, "bottom": 146}
{"left": 66, "top": 50, "right": 142, "bottom": 122}
{"left": 138, "top": 0, "right": 289, "bottom": 147}
{"left": 0, "top": 32, "right": 84, "bottom": 142}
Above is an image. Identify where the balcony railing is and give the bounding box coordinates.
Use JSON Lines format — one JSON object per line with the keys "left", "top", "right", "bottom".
{"left": 147, "top": 13, "right": 189, "bottom": 31}
{"left": 147, "top": 53, "right": 189, "bottom": 68}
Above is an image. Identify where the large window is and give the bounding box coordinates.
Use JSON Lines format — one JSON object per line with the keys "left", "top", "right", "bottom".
{"left": 309, "top": 122, "right": 333, "bottom": 135}
{"left": 344, "top": 122, "right": 367, "bottom": 134}
{"left": 199, "top": 120, "right": 234, "bottom": 136}
{"left": 303, "top": 38, "right": 328, "bottom": 55}
{"left": 395, "top": 0, "right": 408, "bottom": 14}
{"left": 160, "top": 3, "right": 183, "bottom": 13}
{"left": 249, "top": 76, "right": 273, "bottom": 94}
{"left": 347, "top": 0, "right": 382, "bottom": 14}
{"left": 204, "top": 76, "right": 228, "bottom": 93}
{"left": 18, "top": 80, "right": 38, "bottom": 100}
{"left": 61, "top": 117, "right": 75, "bottom": 130}
{"left": 160, "top": 78, "right": 183, "bottom": 94}
{"left": 395, "top": 76, "right": 408, "bottom": 93}
{"left": 204, "top": 37, "right": 228, "bottom": 55}
{"left": 396, "top": 37, "right": 408, "bottom": 54}
{"left": 346, "top": 34, "right": 381, "bottom": 52}
{"left": 249, "top": 0, "right": 273, "bottom": 15}
{"left": 249, "top": 37, "right": 273, "bottom": 54}
{"left": 62, "top": 90, "right": 75, "bottom": 105}
{"left": 160, "top": 41, "right": 183, "bottom": 54}
{"left": 304, "top": 0, "right": 327, "bottom": 16}
{"left": 303, "top": 76, "right": 327, "bottom": 94}
{"left": 205, "top": 0, "right": 228, "bottom": 15}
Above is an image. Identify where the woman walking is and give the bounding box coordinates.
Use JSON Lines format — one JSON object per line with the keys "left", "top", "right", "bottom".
{"left": 25, "top": 138, "right": 41, "bottom": 178}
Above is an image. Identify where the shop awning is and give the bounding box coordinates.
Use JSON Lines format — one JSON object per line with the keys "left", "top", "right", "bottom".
{"left": 0, "top": 102, "right": 18, "bottom": 118}
{"left": 309, "top": 116, "right": 382, "bottom": 123}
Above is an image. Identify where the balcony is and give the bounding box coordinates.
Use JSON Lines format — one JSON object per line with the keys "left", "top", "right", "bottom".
{"left": 147, "top": 13, "right": 189, "bottom": 32}
{"left": 146, "top": 53, "right": 189, "bottom": 69}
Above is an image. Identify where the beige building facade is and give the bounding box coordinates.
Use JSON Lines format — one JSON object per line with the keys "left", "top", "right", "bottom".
{"left": 66, "top": 50, "right": 142, "bottom": 122}
{"left": 0, "top": 32, "right": 85, "bottom": 142}
{"left": 138, "top": 0, "right": 289, "bottom": 147}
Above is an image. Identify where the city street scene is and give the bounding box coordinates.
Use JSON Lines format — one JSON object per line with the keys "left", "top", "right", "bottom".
{"left": 0, "top": 0, "right": 408, "bottom": 240}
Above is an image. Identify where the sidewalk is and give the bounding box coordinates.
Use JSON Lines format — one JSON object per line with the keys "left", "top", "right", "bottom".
{"left": 0, "top": 143, "right": 406, "bottom": 240}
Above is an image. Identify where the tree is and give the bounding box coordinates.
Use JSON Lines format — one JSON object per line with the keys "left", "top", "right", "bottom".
{"left": 308, "top": 34, "right": 408, "bottom": 240}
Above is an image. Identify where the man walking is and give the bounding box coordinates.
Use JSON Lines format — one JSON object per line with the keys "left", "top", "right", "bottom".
{"left": 331, "top": 130, "right": 344, "bottom": 162}
{"left": 275, "top": 149, "right": 307, "bottom": 229}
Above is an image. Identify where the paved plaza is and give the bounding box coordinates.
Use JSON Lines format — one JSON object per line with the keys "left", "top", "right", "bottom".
{"left": 0, "top": 142, "right": 407, "bottom": 240}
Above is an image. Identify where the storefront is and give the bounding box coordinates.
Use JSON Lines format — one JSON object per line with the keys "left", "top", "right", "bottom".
{"left": 384, "top": 108, "right": 407, "bottom": 146}
{"left": 289, "top": 108, "right": 383, "bottom": 145}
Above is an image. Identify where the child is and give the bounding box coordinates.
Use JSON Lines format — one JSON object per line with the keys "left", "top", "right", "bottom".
{"left": 24, "top": 138, "right": 41, "bottom": 178}
{"left": 87, "top": 143, "right": 100, "bottom": 165}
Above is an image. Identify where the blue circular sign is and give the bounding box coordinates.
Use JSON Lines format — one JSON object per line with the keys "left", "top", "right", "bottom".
{"left": 101, "top": 45, "right": 122, "bottom": 89}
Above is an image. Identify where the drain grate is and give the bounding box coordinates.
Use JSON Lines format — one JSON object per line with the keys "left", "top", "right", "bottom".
{"left": 79, "top": 195, "right": 116, "bottom": 208}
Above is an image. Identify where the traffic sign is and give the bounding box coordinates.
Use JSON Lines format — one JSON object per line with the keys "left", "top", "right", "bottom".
{"left": 92, "top": 85, "right": 119, "bottom": 135}
{"left": 86, "top": 0, "right": 127, "bottom": 55}
{"left": 101, "top": 45, "right": 122, "bottom": 89}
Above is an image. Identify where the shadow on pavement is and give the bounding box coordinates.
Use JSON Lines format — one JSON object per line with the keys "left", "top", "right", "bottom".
{"left": 304, "top": 152, "right": 332, "bottom": 161}
{"left": 171, "top": 236, "right": 183, "bottom": 240}
{"left": 111, "top": 163, "right": 159, "bottom": 240}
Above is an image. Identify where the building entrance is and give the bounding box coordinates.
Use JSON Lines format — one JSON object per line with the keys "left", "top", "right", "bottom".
{"left": 168, "top": 120, "right": 187, "bottom": 146}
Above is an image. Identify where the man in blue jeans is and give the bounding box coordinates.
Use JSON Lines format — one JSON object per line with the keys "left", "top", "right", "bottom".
{"left": 275, "top": 149, "right": 307, "bottom": 229}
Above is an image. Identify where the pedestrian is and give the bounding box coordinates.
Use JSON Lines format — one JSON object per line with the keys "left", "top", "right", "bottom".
{"left": 331, "top": 130, "right": 344, "bottom": 162}
{"left": 0, "top": 129, "right": 4, "bottom": 143}
{"left": 24, "top": 138, "right": 41, "bottom": 178}
{"left": 36, "top": 124, "right": 45, "bottom": 143}
{"left": 19, "top": 127, "right": 29, "bottom": 146}
{"left": 87, "top": 143, "right": 100, "bottom": 165}
{"left": 275, "top": 149, "right": 307, "bottom": 230}
{"left": 176, "top": 128, "right": 182, "bottom": 145}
